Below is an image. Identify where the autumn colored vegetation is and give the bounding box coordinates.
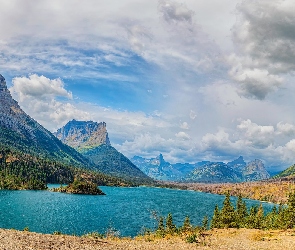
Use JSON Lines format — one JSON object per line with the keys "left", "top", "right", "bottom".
{"left": 160, "top": 178, "right": 295, "bottom": 204}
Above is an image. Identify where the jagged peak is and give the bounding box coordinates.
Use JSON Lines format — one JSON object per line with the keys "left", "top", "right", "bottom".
{"left": 0, "top": 74, "right": 9, "bottom": 92}
{"left": 156, "top": 153, "right": 165, "bottom": 162}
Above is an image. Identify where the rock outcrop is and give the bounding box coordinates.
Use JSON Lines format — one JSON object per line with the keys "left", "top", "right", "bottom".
{"left": 54, "top": 120, "right": 110, "bottom": 152}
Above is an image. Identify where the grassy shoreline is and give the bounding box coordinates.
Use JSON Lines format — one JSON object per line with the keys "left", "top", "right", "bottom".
{"left": 1, "top": 227, "right": 295, "bottom": 249}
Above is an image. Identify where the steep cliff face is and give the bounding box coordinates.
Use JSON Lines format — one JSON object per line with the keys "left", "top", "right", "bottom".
{"left": 54, "top": 120, "right": 110, "bottom": 152}
{"left": 55, "top": 120, "right": 153, "bottom": 184}
{"left": 0, "top": 74, "right": 90, "bottom": 167}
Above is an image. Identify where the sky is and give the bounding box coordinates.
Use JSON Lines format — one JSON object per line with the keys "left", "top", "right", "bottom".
{"left": 1, "top": 0, "right": 295, "bottom": 170}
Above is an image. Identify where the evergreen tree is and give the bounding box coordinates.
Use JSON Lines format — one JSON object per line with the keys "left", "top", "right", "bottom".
{"left": 181, "top": 216, "right": 192, "bottom": 232}
{"left": 219, "top": 192, "right": 236, "bottom": 228}
{"left": 286, "top": 191, "right": 295, "bottom": 228}
{"left": 264, "top": 206, "right": 278, "bottom": 229}
{"left": 235, "top": 194, "right": 247, "bottom": 228}
{"left": 245, "top": 206, "right": 258, "bottom": 228}
{"left": 166, "top": 213, "right": 176, "bottom": 234}
{"left": 202, "top": 215, "right": 208, "bottom": 230}
{"left": 156, "top": 216, "right": 165, "bottom": 237}
{"left": 255, "top": 204, "right": 264, "bottom": 229}
{"left": 210, "top": 205, "right": 220, "bottom": 229}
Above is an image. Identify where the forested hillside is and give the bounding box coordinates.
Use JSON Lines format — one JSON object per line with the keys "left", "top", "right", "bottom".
{"left": 0, "top": 147, "right": 131, "bottom": 190}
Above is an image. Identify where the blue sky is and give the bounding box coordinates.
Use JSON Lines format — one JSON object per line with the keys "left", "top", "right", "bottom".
{"left": 2, "top": 0, "right": 295, "bottom": 170}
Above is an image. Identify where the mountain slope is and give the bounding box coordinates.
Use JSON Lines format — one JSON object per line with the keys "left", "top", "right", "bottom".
{"left": 275, "top": 164, "right": 295, "bottom": 178}
{"left": 55, "top": 120, "right": 153, "bottom": 184}
{"left": 0, "top": 74, "right": 90, "bottom": 167}
{"left": 186, "top": 162, "right": 242, "bottom": 183}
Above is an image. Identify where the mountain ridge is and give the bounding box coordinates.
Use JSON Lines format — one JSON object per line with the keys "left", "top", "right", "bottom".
{"left": 132, "top": 154, "right": 270, "bottom": 183}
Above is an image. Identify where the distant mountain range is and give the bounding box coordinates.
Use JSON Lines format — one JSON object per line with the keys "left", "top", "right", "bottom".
{"left": 55, "top": 120, "right": 153, "bottom": 184}
{"left": 131, "top": 154, "right": 270, "bottom": 183}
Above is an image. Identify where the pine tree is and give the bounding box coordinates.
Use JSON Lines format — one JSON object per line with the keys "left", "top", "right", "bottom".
{"left": 285, "top": 191, "right": 295, "bottom": 228}
{"left": 181, "top": 216, "right": 192, "bottom": 232}
{"left": 156, "top": 216, "right": 165, "bottom": 237}
{"left": 166, "top": 213, "right": 177, "bottom": 234}
{"left": 255, "top": 204, "right": 264, "bottom": 229}
{"left": 219, "top": 192, "right": 236, "bottom": 228}
{"left": 202, "top": 215, "right": 208, "bottom": 230}
{"left": 264, "top": 205, "right": 278, "bottom": 229}
{"left": 235, "top": 194, "right": 247, "bottom": 228}
{"left": 210, "top": 205, "right": 220, "bottom": 229}
{"left": 245, "top": 206, "right": 258, "bottom": 229}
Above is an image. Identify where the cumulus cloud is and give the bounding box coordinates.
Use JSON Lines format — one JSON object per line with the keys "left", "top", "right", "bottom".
{"left": 11, "top": 74, "right": 72, "bottom": 101}
{"left": 9, "top": 75, "right": 89, "bottom": 130}
{"left": 175, "top": 131, "right": 190, "bottom": 140}
{"left": 229, "top": 0, "right": 295, "bottom": 99}
{"left": 277, "top": 122, "right": 295, "bottom": 136}
{"left": 237, "top": 119, "right": 274, "bottom": 148}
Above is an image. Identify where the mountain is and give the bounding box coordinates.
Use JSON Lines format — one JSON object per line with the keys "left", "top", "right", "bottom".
{"left": 186, "top": 157, "right": 270, "bottom": 183}
{"left": 132, "top": 154, "right": 270, "bottom": 183}
{"left": 54, "top": 120, "right": 110, "bottom": 152}
{"left": 275, "top": 164, "right": 295, "bottom": 178}
{"left": 55, "top": 120, "right": 153, "bottom": 184}
{"left": 242, "top": 159, "right": 270, "bottom": 181}
{"left": 131, "top": 154, "right": 202, "bottom": 181}
{"left": 0, "top": 74, "right": 90, "bottom": 167}
{"left": 186, "top": 162, "right": 242, "bottom": 183}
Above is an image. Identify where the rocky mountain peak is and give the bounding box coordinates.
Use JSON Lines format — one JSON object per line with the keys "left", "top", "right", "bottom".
{"left": 55, "top": 120, "right": 111, "bottom": 152}
{"left": 228, "top": 156, "right": 246, "bottom": 166}
{"left": 156, "top": 153, "right": 164, "bottom": 163}
{"left": 0, "top": 74, "right": 14, "bottom": 99}
{"left": 243, "top": 159, "right": 270, "bottom": 181}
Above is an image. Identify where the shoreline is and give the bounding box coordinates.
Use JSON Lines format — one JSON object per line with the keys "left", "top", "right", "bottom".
{"left": 1, "top": 227, "right": 295, "bottom": 249}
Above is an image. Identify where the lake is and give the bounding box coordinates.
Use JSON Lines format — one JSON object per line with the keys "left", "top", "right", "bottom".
{"left": 0, "top": 185, "right": 275, "bottom": 237}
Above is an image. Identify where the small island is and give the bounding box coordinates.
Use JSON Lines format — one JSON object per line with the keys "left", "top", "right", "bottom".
{"left": 52, "top": 179, "right": 105, "bottom": 195}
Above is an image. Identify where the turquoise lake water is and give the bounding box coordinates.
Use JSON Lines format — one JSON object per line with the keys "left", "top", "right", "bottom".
{"left": 0, "top": 185, "right": 275, "bottom": 237}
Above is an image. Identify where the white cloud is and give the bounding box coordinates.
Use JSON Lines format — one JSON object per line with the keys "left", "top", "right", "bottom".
{"left": 158, "top": 0, "right": 195, "bottom": 24}
{"left": 180, "top": 122, "right": 189, "bottom": 130}
{"left": 276, "top": 122, "right": 295, "bottom": 136}
{"left": 237, "top": 119, "right": 274, "bottom": 148}
{"left": 229, "top": 0, "right": 295, "bottom": 99}
{"left": 10, "top": 74, "right": 72, "bottom": 101}
{"left": 175, "top": 131, "right": 190, "bottom": 140}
